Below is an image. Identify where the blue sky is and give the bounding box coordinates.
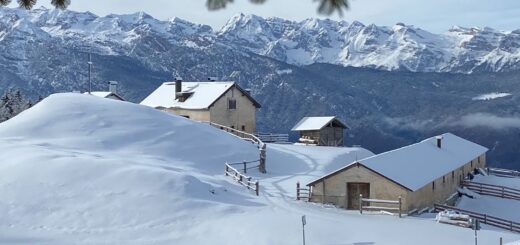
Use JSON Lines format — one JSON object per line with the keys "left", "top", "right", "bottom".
{"left": 9, "top": 0, "right": 520, "bottom": 33}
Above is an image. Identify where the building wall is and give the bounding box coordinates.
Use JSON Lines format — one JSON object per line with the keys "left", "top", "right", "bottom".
{"left": 405, "top": 153, "right": 487, "bottom": 212}
{"left": 209, "top": 86, "right": 257, "bottom": 133}
{"left": 163, "top": 108, "right": 211, "bottom": 122}
{"left": 309, "top": 164, "right": 410, "bottom": 210}
{"left": 318, "top": 127, "right": 344, "bottom": 146}
{"left": 309, "top": 153, "right": 487, "bottom": 212}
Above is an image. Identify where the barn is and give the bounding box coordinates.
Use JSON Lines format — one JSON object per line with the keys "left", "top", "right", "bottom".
{"left": 306, "top": 133, "right": 488, "bottom": 213}
{"left": 291, "top": 116, "right": 347, "bottom": 146}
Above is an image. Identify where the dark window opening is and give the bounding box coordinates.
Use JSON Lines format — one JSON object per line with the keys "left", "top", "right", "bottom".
{"left": 443, "top": 176, "right": 445, "bottom": 184}
{"left": 432, "top": 181, "right": 435, "bottom": 191}
{"left": 452, "top": 171, "right": 454, "bottom": 180}
{"left": 228, "top": 99, "right": 237, "bottom": 110}
{"left": 241, "top": 125, "right": 246, "bottom": 131}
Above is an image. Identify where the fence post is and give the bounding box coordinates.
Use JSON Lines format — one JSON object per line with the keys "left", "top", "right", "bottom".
{"left": 297, "top": 182, "right": 301, "bottom": 201}
{"left": 502, "top": 187, "right": 505, "bottom": 198}
{"left": 259, "top": 144, "right": 267, "bottom": 174}
{"left": 243, "top": 161, "right": 247, "bottom": 174}
{"left": 359, "top": 194, "right": 363, "bottom": 214}
{"left": 500, "top": 237, "right": 503, "bottom": 245}
{"left": 255, "top": 181, "right": 259, "bottom": 196}
{"left": 511, "top": 221, "right": 514, "bottom": 231}
{"left": 484, "top": 215, "right": 487, "bottom": 224}
{"left": 398, "top": 196, "right": 402, "bottom": 218}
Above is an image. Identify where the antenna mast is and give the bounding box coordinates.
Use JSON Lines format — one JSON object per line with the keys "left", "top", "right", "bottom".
{"left": 88, "top": 53, "right": 92, "bottom": 94}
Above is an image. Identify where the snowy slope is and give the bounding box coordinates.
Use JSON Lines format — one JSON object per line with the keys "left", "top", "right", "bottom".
{"left": 0, "top": 94, "right": 518, "bottom": 244}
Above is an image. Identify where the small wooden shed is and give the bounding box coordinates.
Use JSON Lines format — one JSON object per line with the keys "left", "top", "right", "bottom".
{"left": 291, "top": 116, "right": 347, "bottom": 146}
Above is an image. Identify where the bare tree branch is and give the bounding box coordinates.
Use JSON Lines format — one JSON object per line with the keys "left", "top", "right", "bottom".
{"left": 0, "top": 0, "right": 12, "bottom": 7}
{"left": 206, "top": 0, "right": 349, "bottom": 15}
{"left": 17, "top": 0, "right": 37, "bottom": 9}
{"left": 316, "top": 0, "right": 349, "bottom": 16}
{"left": 206, "top": 0, "right": 233, "bottom": 11}
{"left": 51, "top": 0, "right": 70, "bottom": 10}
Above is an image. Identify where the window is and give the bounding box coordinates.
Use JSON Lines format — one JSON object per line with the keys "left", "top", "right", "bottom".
{"left": 452, "top": 171, "right": 454, "bottom": 180}
{"left": 241, "top": 125, "right": 246, "bottom": 131}
{"left": 228, "top": 99, "right": 237, "bottom": 110}
{"left": 432, "top": 181, "right": 435, "bottom": 191}
{"left": 478, "top": 157, "right": 481, "bottom": 164}
{"left": 443, "top": 176, "right": 445, "bottom": 184}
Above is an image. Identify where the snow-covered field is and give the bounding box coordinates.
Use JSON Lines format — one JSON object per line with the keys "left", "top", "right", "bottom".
{"left": 0, "top": 93, "right": 518, "bottom": 244}
{"left": 457, "top": 175, "right": 520, "bottom": 223}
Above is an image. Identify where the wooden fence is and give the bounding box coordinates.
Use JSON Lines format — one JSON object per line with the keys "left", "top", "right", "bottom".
{"left": 359, "top": 195, "right": 402, "bottom": 218}
{"left": 296, "top": 182, "right": 311, "bottom": 201}
{"left": 434, "top": 204, "right": 520, "bottom": 233}
{"left": 462, "top": 181, "right": 520, "bottom": 201}
{"left": 255, "top": 133, "right": 289, "bottom": 143}
{"left": 209, "top": 122, "right": 266, "bottom": 173}
{"left": 225, "top": 163, "right": 259, "bottom": 196}
{"left": 487, "top": 167, "right": 520, "bottom": 178}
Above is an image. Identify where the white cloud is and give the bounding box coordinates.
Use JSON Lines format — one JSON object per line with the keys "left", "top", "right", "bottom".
{"left": 455, "top": 113, "right": 520, "bottom": 130}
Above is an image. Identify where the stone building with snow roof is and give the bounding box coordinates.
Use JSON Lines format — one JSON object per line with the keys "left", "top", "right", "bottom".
{"left": 140, "top": 79, "right": 261, "bottom": 133}
{"left": 291, "top": 116, "right": 347, "bottom": 146}
{"left": 306, "top": 133, "right": 488, "bottom": 213}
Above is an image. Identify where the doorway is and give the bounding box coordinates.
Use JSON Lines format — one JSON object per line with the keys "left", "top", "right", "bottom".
{"left": 347, "top": 182, "right": 370, "bottom": 209}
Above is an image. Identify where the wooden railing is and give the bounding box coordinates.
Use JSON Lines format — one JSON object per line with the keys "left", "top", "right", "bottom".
{"left": 225, "top": 163, "right": 259, "bottom": 196}
{"left": 434, "top": 204, "right": 520, "bottom": 233}
{"left": 487, "top": 167, "right": 520, "bottom": 178}
{"left": 208, "top": 122, "right": 266, "bottom": 173}
{"left": 359, "top": 195, "right": 403, "bottom": 218}
{"left": 296, "top": 182, "right": 311, "bottom": 201}
{"left": 462, "top": 181, "right": 520, "bottom": 201}
{"left": 255, "top": 133, "right": 289, "bottom": 143}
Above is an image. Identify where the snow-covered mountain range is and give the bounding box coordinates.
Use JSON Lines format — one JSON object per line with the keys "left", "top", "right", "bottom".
{"left": 1, "top": 7, "right": 519, "bottom": 73}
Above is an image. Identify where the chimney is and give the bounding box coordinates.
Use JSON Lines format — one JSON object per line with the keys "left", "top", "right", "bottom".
{"left": 109, "top": 81, "right": 118, "bottom": 94}
{"left": 436, "top": 135, "right": 443, "bottom": 149}
{"left": 174, "top": 77, "right": 182, "bottom": 100}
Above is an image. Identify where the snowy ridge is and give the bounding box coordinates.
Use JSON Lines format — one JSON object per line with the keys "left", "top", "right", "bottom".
{"left": 0, "top": 7, "right": 519, "bottom": 73}
{"left": 472, "top": 92, "right": 512, "bottom": 101}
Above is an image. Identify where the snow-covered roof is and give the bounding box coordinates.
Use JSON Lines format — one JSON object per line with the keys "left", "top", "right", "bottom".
{"left": 308, "top": 133, "right": 488, "bottom": 191}
{"left": 140, "top": 81, "right": 260, "bottom": 110}
{"left": 83, "top": 92, "right": 125, "bottom": 101}
{"left": 291, "top": 116, "right": 347, "bottom": 131}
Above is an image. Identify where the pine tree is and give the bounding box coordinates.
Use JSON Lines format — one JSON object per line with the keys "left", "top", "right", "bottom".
{"left": 0, "top": 89, "right": 35, "bottom": 123}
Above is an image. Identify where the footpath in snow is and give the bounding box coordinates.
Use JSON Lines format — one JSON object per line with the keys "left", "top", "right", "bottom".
{"left": 0, "top": 93, "right": 517, "bottom": 244}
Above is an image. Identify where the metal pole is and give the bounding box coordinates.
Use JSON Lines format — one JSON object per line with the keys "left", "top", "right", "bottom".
{"left": 474, "top": 228, "right": 477, "bottom": 245}
{"left": 88, "top": 53, "right": 92, "bottom": 94}
{"left": 302, "top": 215, "right": 306, "bottom": 245}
